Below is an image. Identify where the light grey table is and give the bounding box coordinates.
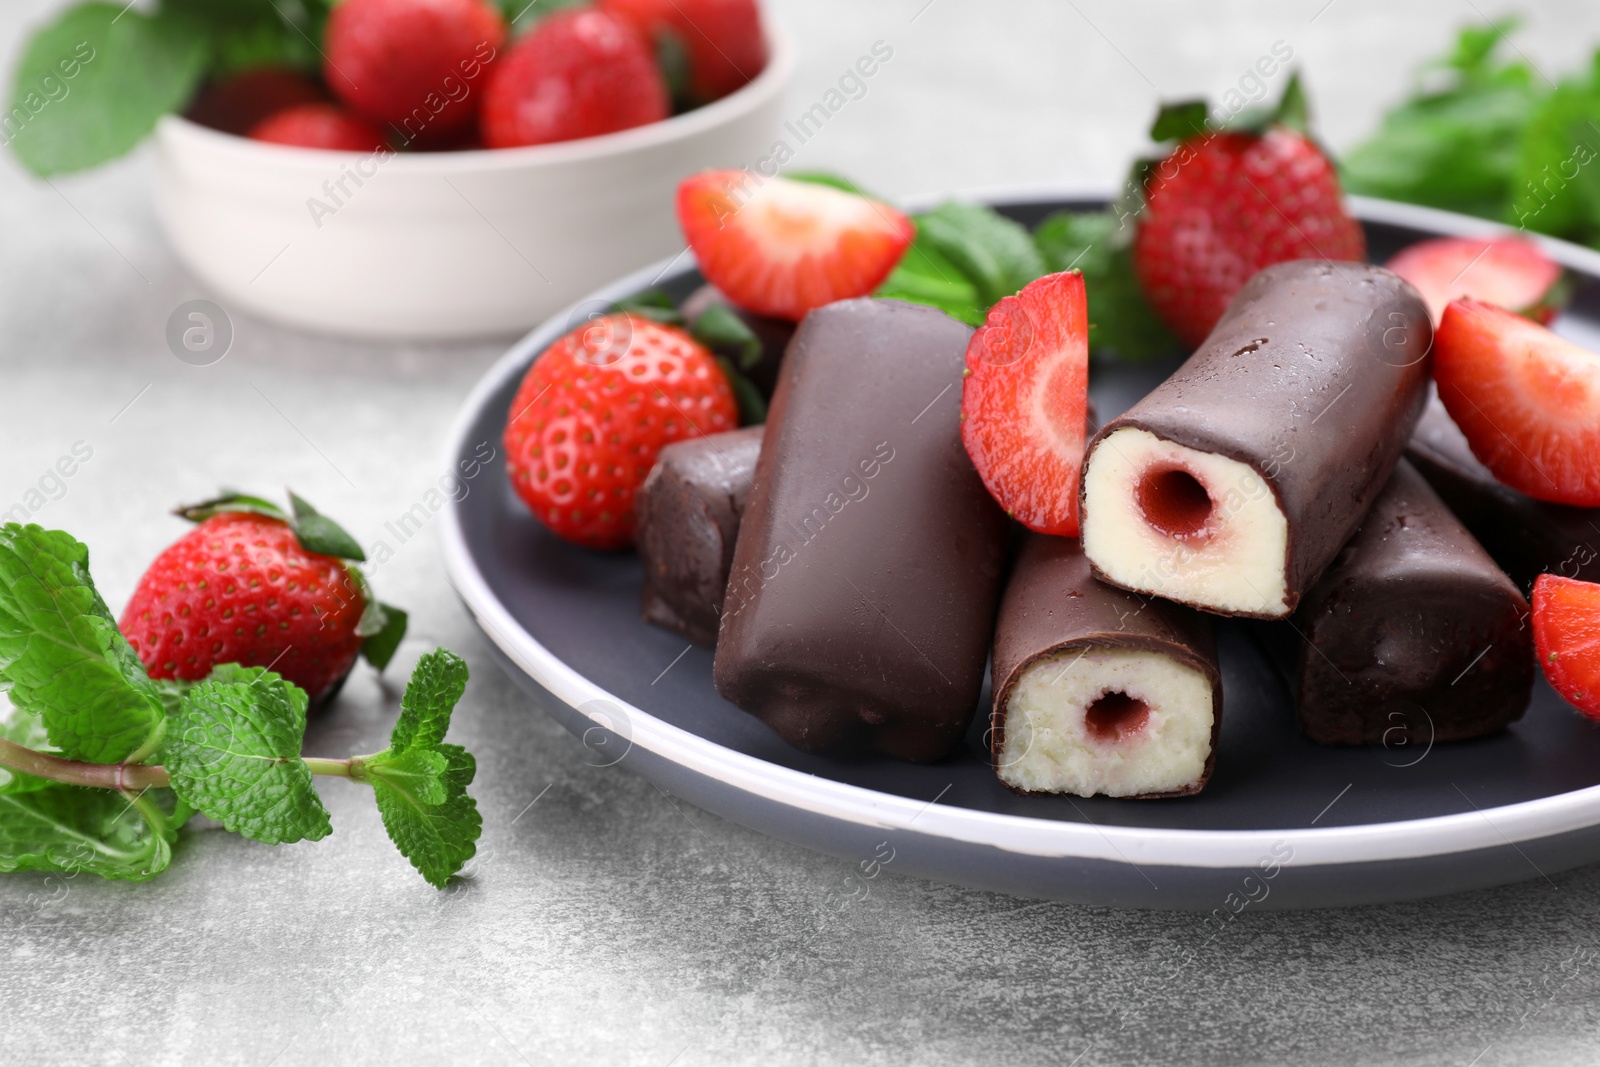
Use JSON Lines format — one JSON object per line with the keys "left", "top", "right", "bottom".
{"left": 4, "top": 1, "right": 1600, "bottom": 1063}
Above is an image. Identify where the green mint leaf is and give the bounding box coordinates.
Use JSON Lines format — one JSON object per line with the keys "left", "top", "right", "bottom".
{"left": 714, "top": 357, "right": 768, "bottom": 426}
{"left": 1510, "top": 78, "right": 1600, "bottom": 241}
{"left": 0, "top": 783, "right": 179, "bottom": 881}
{"left": 162, "top": 667, "right": 331, "bottom": 845}
{"left": 360, "top": 649, "right": 479, "bottom": 887}
{"left": 913, "top": 201, "right": 1048, "bottom": 310}
{"left": 1033, "top": 210, "right": 1179, "bottom": 362}
{"left": 361, "top": 603, "right": 408, "bottom": 672}
{"left": 370, "top": 742, "right": 480, "bottom": 888}
{"left": 0, "top": 525, "right": 166, "bottom": 764}
{"left": 389, "top": 649, "right": 469, "bottom": 753}
{"left": 287, "top": 492, "right": 365, "bottom": 561}
{"left": 876, "top": 230, "right": 986, "bottom": 325}
{"left": 367, "top": 748, "right": 448, "bottom": 806}
{"left": 8, "top": 3, "right": 208, "bottom": 177}
{"left": 691, "top": 303, "right": 763, "bottom": 371}
{"left": 1445, "top": 17, "right": 1521, "bottom": 74}
{"left": 787, "top": 171, "right": 868, "bottom": 196}
{"left": 1149, "top": 100, "right": 1211, "bottom": 143}
{"left": 1342, "top": 23, "right": 1540, "bottom": 221}
{"left": 0, "top": 703, "right": 55, "bottom": 795}
{"left": 164, "top": 0, "right": 325, "bottom": 79}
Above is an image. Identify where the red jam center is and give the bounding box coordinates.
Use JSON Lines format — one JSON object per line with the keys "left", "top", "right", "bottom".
{"left": 1085, "top": 691, "right": 1150, "bottom": 742}
{"left": 1136, "top": 466, "right": 1213, "bottom": 539}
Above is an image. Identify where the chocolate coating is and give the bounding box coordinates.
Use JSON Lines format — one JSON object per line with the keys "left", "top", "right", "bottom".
{"left": 1086, "top": 260, "right": 1433, "bottom": 617}
{"left": 636, "top": 426, "right": 763, "bottom": 646}
{"left": 1406, "top": 391, "right": 1600, "bottom": 593}
{"left": 1296, "top": 460, "right": 1534, "bottom": 745}
{"left": 991, "top": 535, "right": 1223, "bottom": 797}
{"left": 713, "top": 298, "right": 1010, "bottom": 762}
{"left": 681, "top": 285, "right": 795, "bottom": 399}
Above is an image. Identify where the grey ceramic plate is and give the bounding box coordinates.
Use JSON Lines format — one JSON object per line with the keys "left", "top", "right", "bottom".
{"left": 440, "top": 191, "right": 1600, "bottom": 910}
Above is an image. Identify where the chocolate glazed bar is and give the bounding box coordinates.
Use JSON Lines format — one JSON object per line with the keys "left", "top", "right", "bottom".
{"left": 714, "top": 298, "right": 1010, "bottom": 762}
{"left": 1406, "top": 391, "right": 1600, "bottom": 592}
{"left": 1080, "top": 260, "right": 1432, "bottom": 619}
{"left": 636, "top": 426, "right": 763, "bottom": 646}
{"left": 681, "top": 285, "right": 795, "bottom": 399}
{"left": 991, "top": 534, "right": 1222, "bottom": 798}
{"left": 1296, "top": 460, "right": 1534, "bottom": 745}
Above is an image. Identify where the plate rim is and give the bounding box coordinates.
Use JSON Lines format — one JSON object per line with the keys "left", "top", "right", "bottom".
{"left": 439, "top": 187, "right": 1600, "bottom": 872}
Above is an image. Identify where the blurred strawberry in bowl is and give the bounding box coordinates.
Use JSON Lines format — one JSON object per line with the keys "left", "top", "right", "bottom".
{"left": 601, "top": 0, "right": 769, "bottom": 103}
{"left": 482, "top": 8, "right": 668, "bottom": 148}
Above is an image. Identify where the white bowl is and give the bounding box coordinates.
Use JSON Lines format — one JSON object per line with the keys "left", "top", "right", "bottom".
{"left": 151, "top": 31, "right": 794, "bottom": 341}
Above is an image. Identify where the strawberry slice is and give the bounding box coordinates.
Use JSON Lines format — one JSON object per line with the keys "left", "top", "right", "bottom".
{"left": 1533, "top": 574, "right": 1600, "bottom": 720}
{"left": 1387, "top": 235, "right": 1566, "bottom": 325}
{"left": 1434, "top": 299, "right": 1600, "bottom": 507}
{"left": 676, "top": 171, "right": 914, "bottom": 321}
{"left": 961, "top": 271, "right": 1089, "bottom": 536}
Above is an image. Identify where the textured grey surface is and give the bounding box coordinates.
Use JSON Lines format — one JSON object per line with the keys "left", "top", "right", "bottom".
{"left": 3, "top": 0, "right": 1600, "bottom": 1064}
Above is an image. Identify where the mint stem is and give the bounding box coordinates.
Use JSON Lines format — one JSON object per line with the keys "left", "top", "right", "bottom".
{"left": 0, "top": 738, "right": 358, "bottom": 791}
{"left": 303, "top": 757, "right": 353, "bottom": 777}
{"left": 0, "top": 737, "right": 169, "bottom": 790}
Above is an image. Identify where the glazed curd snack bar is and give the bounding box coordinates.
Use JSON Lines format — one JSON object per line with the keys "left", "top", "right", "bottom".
{"left": 714, "top": 298, "right": 1010, "bottom": 762}
{"left": 1295, "top": 460, "right": 1534, "bottom": 745}
{"left": 1080, "top": 260, "right": 1432, "bottom": 619}
{"left": 636, "top": 425, "right": 763, "bottom": 647}
{"left": 991, "top": 534, "right": 1222, "bottom": 798}
{"left": 1406, "top": 391, "right": 1599, "bottom": 592}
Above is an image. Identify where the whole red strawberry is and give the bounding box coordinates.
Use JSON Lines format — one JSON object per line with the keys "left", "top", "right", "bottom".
{"left": 481, "top": 9, "right": 667, "bottom": 148}
{"left": 1133, "top": 78, "right": 1366, "bottom": 347}
{"left": 323, "top": 0, "right": 506, "bottom": 138}
{"left": 600, "top": 0, "right": 767, "bottom": 103}
{"left": 249, "top": 104, "right": 391, "bottom": 152}
{"left": 119, "top": 493, "right": 405, "bottom": 704}
{"left": 504, "top": 312, "right": 737, "bottom": 548}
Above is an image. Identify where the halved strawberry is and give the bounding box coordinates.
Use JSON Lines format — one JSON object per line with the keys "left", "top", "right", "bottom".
{"left": 676, "top": 171, "right": 914, "bottom": 322}
{"left": 1387, "top": 235, "right": 1566, "bottom": 325}
{"left": 1533, "top": 574, "right": 1600, "bottom": 720}
{"left": 960, "top": 271, "right": 1089, "bottom": 536}
{"left": 1434, "top": 299, "right": 1600, "bottom": 506}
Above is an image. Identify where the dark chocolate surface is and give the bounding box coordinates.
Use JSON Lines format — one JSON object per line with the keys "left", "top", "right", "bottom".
{"left": 635, "top": 426, "right": 763, "bottom": 646}
{"left": 1088, "top": 260, "right": 1432, "bottom": 617}
{"left": 1296, "top": 460, "right": 1534, "bottom": 745}
{"left": 681, "top": 285, "right": 795, "bottom": 399}
{"left": 713, "top": 298, "right": 1011, "bottom": 762}
{"left": 991, "top": 534, "right": 1223, "bottom": 797}
{"left": 1406, "top": 391, "right": 1600, "bottom": 593}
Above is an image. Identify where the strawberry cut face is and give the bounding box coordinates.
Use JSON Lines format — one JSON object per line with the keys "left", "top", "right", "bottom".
{"left": 677, "top": 172, "right": 914, "bottom": 322}
{"left": 1533, "top": 574, "right": 1600, "bottom": 719}
{"left": 1387, "top": 235, "right": 1565, "bottom": 325}
{"left": 1434, "top": 298, "right": 1600, "bottom": 507}
{"left": 960, "top": 271, "right": 1090, "bottom": 536}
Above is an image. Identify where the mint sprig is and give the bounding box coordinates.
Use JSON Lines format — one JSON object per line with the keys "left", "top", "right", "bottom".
{"left": 352, "top": 650, "right": 481, "bottom": 888}
{"left": 0, "top": 521, "right": 483, "bottom": 889}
